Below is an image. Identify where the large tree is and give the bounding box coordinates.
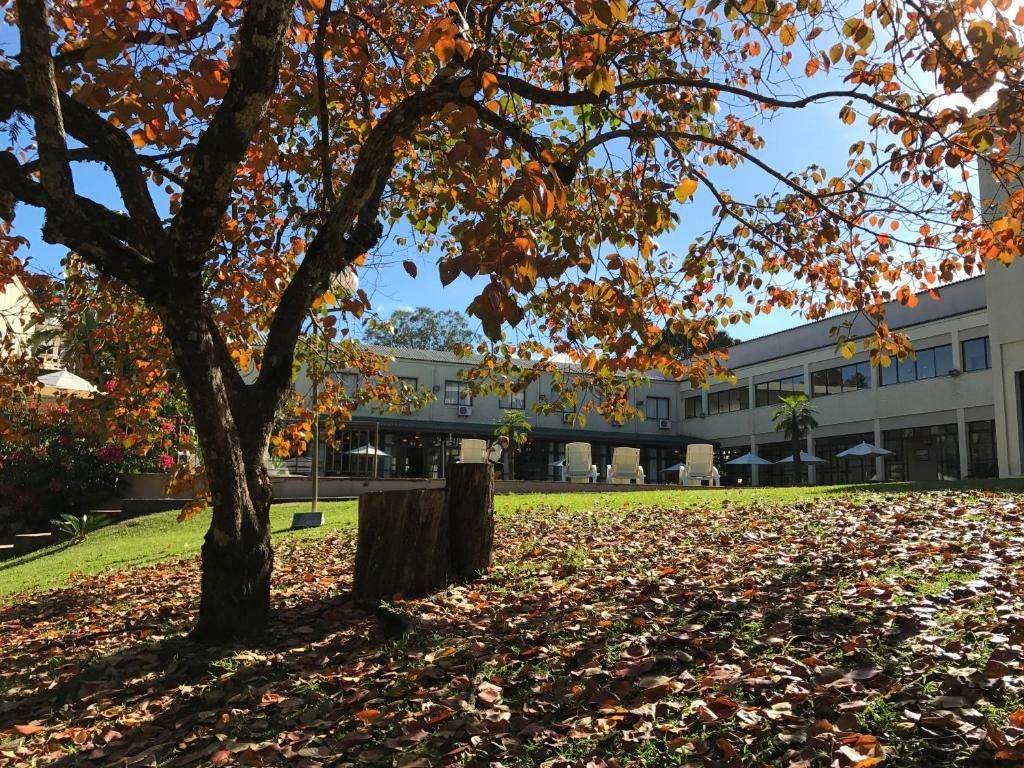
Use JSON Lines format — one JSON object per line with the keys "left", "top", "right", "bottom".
{"left": 363, "top": 306, "right": 481, "bottom": 351}
{"left": 1, "top": 0, "right": 1021, "bottom": 641}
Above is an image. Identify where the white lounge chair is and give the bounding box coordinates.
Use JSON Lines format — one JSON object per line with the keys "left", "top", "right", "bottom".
{"left": 565, "top": 442, "right": 599, "bottom": 483}
{"left": 459, "top": 438, "right": 488, "bottom": 464}
{"left": 682, "top": 443, "right": 720, "bottom": 486}
{"left": 606, "top": 447, "right": 645, "bottom": 484}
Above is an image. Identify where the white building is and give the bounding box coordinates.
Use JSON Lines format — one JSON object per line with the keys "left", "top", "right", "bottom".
{"left": 680, "top": 273, "right": 1014, "bottom": 484}
{"left": 306, "top": 262, "right": 1020, "bottom": 485}
{"left": 0, "top": 274, "right": 61, "bottom": 370}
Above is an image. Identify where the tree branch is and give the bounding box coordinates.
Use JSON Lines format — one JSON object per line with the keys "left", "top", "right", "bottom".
{"left": 255, "top": 78, "right": 467, "bottom": 416}
{"left": 168, "top": 0, "right": 297, "bottom": 263}
{"left": 52, "top": 9, "right": 222, "bottom": 69}
{"left": 0, "top": 68, "right": 167, "bottom": 244}
{"left": 497, "top": 72, "right": 930, "bottom": 120}
{"left": 20, "top": 146, "right": 189, "bottom": 188}
{"left": 15, "top": 0, "right": 75, "bottom": 203}
{"left": 314, "top": 2, "right": 335, "bottom": 207}
{"left": 0, "top": 152, "right": 163, "bottom": 296}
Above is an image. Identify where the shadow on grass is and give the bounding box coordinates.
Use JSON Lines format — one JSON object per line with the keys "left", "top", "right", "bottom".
{"left": 0, "top": 587, "right": 380, "bottom": 739}
{"left": 0, "top": 540, "right": 75, "bottom": 573}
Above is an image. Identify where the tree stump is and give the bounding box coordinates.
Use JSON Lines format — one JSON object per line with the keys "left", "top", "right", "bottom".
{"left": 446, "top": 463, "right": 495, "bottom": 579}
{"left": 353, "top": 488, "right": 449, "bottom": 601}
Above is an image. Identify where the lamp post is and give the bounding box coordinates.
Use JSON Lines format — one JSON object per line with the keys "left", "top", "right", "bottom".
{"left": 290, "top": 266, "right": 359, "bottom": 529}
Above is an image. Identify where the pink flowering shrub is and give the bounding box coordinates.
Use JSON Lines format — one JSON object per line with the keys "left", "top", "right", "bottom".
{"left": 0, "top": 422, "right": 122, "bottom": 532}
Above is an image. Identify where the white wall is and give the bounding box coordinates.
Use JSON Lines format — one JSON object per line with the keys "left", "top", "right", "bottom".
{"left": 980, "top": 136, "right": 1024, "bottom": 476}
{"left": 680, "top": 310, "right": 991, "bottom": 443}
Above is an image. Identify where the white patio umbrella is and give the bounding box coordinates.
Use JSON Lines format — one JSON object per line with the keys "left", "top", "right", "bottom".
{"left": 836, "top": 441, "right": 893, "bottom": 458}
{"left": 837, "top": 441, "right": 892, "bottom": 481}
{"left": 344, "top": 445, "right": 391, "bottom": 457}
{"left": 775, "top": 451, "right": 827, "bottom": 464}
{"left": 344, "top": 444, "right": 390, "bottom": 480}
{"left": 726, "top": 453, "right": 774, "bottom": 465}
{"left": 35, "top": 369, "right": 99, "bottom": 398}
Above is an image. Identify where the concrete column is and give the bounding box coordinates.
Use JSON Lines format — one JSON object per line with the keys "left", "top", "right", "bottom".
{"left": 951, "top": 327, "right": 963, "bottom": 371}
{"left": 991, "top": 339, "right": 1012, "bottom": 477}
{"left": 956, "top": 407, "right": 969, "bottom": 479}
{"left": 803, "top": 362, "right": 812, "bottom": 396}
{"left": 806, "top": 433, "right": 816, "bottom": 484}
{"left": 874, "top": 418, "right": 884, "bottom": 480}
{"left": 750, "top": 434, "right": 759, "bottom": 486}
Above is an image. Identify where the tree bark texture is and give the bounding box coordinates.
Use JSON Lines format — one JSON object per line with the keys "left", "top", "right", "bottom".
{"left": 192, "top": 486, "right": 273, "bottom": 642}
{"left": 162, "top": 310, "right": 275, "bottom": 642}
{"left": 446, "top": 463, "right": 495, "bottom": 579}
{"left": 353, "top": 488, "right": 450, "bottom": 601}
{"left": 353, "top": 465, "right": 495, "bottom": 600}
{"left": 792, "top": 431, "right": 803, "bottom": 487}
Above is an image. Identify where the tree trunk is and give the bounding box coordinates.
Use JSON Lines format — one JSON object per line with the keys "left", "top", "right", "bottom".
{"left": 353, "top": 488, "right": 450, "bottom": 601}
{"left": 447, "top": 462, "right": 495, "bottom": 579}
{"left": 161, "top": 308, "right": 276, "bottom": 643}
{"left": 792, "top": 431, "right": 802, "bottom": 487}
{"left": 190, "top": 460, "right": 274, "bottom": 642}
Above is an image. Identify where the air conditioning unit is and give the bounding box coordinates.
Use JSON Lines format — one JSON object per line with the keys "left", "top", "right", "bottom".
{"left": 562, "top": 412, "right": 576, "bottom": 424}
{"left": 457, "top": 405, "right": 472, "bottom": 417}
{"left": 658, "top": 419, "right": 672, "bottom": 430}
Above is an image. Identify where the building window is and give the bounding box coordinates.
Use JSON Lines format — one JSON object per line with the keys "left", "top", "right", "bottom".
{"left": 755, "top": 374, "right": 806, "bottom": 407}
{"left": 444, "top": 380, "right": 472, "bottom": 406}
{"left": 500, "top": 391, "right": 526, "bottom": 409}
{"left": 811, "top": 361, "right": 871, "bottom": 397}
{"left": 332, "top": 372, "right": 359, "bottom": 392}
{"left": 967, "top": 420, "right": 998, "bottom": 478}
{"left": 961, "top": 337, "right": 991, "bottom": 372}
{"left": 707, "top": 386, "right": 749, "bottom": 415}
{"left": 880, "top": 344, "right": 953, "bottom": 386}
{"left": 645, "top": 396, "right": 670, "bottom": 420}
{"left": 882, "top": 423, "right": 960, "bottom": 481}
{"left": 683, "top": 394, "right": 702, "bottom": 419}
{"left": 397, "top": 376, "right": 418, "bottom": 391}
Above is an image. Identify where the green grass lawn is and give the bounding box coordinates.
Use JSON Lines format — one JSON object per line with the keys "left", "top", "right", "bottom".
{"left": 2, "top": 479, "right": 1022, "bottom": 600}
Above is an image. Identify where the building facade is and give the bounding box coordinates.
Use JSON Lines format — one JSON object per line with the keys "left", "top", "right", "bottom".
{"left": 289, "top": 348, "right": 702, "bottom": 483}
{"left": 0, "top": 274, "right": 61, "bottom": 370}
{"left": 980, "top": 137, "right": 1024, "bottom": 479}
{"left": 292, "top": 260, "right": 1023, "bottom": 486}
{"left": 679, "top": 276, "right": 1007, "bottom": 485}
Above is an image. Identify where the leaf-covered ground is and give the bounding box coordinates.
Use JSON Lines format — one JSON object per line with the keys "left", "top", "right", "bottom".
{"left": 2, "top": 490, "right": 1024, "bottom": 767}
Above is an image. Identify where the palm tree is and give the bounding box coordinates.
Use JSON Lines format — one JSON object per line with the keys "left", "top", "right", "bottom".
{"left": 771, "top": 394, "right": 819, "bottom": 486}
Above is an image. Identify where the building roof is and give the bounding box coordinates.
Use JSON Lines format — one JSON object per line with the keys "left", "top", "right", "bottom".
{"left": 369, "top": 346, "right": 470, "bottom": 364}
{"left": 371, "top": 276, "right": 989, "bottom": 376}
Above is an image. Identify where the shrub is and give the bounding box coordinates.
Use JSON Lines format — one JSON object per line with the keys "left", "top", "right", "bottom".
{"left": 0, "top": 422, "right": 123, "bottom": 533}
{"left": 51, "top": 512, "right": 111, "bottom": 542}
